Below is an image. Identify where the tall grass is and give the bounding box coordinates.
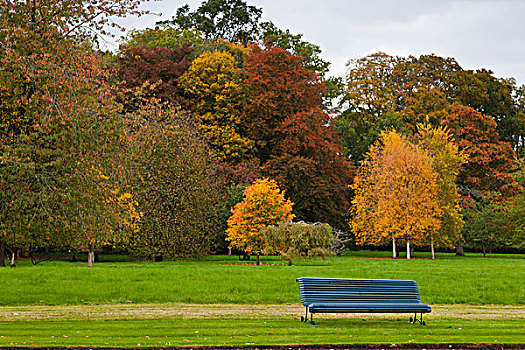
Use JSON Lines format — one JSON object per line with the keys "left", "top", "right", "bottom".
{"left": 1, "top": 253, "right": 523, "bottom": 306}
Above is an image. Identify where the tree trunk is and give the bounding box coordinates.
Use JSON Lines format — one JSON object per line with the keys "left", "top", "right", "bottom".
{"left": 482, "top": 244, "right": 486, "bottom": 258}
{"left": 87, "top": 249, "right": 95, "bottom": 268}
{"left": 406, "top": 239, "right": 411, "bottom": 260}
{"left": 328, "top": 256, "right": 331, "bottom": 266}
{"left": 228, "top": 248, "right": 231, "bottom": 256}
{"left": 392, "top": 237, "right": 397, "bottom": 259}
{"left": 10, "top": 252, "right": 16, "bottom": 267}
{"left": 0, "top": 237, "right": 5, "bottom": 267}
{"left": 71, "top": 252, "right": 78, "bottom": 262}
{"left": 431, "top": 237, "right": 435, "bottom": 260}
{"left": 256, "top": 255, "right": 260, "bottom": 266}
{"left": 288, "top": 259, "right": 292, "bottom": 266}
{"left": 455, "top": 243, "right": 465, "bottom": 256}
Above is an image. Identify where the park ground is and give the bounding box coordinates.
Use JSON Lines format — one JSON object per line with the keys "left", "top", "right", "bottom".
{"left": 0, "top": 252, "right": 523, "bottom": 348}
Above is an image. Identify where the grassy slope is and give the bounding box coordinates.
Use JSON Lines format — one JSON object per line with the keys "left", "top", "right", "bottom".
{"left": 0, "top": 253, "right": 523, "bottom": 306}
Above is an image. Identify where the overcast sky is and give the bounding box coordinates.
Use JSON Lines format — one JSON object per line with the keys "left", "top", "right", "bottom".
{"left": 106, "top": 0, "right": 525, "bottom": 85}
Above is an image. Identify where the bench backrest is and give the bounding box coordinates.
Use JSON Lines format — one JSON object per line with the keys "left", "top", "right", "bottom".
{"left": 297, "top": 277, "right": 422, "bottom": 306}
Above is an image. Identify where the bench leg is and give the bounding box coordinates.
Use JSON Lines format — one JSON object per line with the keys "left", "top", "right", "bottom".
{"left": 309, "top": 312, "right": 315, "bottom": 325}
{"left": 301, "top": 307, "right": 309, "bottom": 322}
{"left": 409, "top": 313, "right": 426, "bottom": 325}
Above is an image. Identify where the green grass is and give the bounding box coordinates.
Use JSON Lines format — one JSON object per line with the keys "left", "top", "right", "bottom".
{"left": 0, "top": 253, "right": 523, "bottom": 306}
{"left": 1, "top": 314, "right": 524, "bottom": 346}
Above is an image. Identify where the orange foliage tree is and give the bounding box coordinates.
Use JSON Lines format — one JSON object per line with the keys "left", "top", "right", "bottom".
{"left": 351, "top": 131, "right": 442, "bottom": 259}
{"left": 226, "top": 178, "right": 294, "bottom": 265}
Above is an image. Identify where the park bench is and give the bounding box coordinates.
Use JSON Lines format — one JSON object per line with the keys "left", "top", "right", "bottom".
{"left": 296, "top": 277, "right": 431, "bottom": 325}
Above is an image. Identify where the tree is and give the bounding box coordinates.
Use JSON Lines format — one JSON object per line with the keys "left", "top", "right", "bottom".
{"left": 351, "top": 131, "right": 442, "bottom": 259}
{"left": 157, "top": 0, "right": 262, "bottom": 44}
{"left": 417, "top": 124, "right": 469, "bottom": 259}
{"left": 179, "top": 50, "right": 254, "bottom": 164}
{"left": 120, "top": 27, "right": 203, "bottom": 51}
{"left": 126, "top": 99, "right": 221, "bottom": 260}
{"left": 462, "top": 193, "right": 513, "bottom": 257}
{"left": 215, "top": 183, "right": 247, "bottom": 253}
{"left": 261, "top": 222, "right": 334, "bottom": 266}
{"left": 116, "top": 45, "right": 193, "bottom": 107}
{"left": 338, "top": 53, "right": 523, "bottom": 163}
{"left": 442, "top": 105, "right": 519, "bottom": 197}
{"left": 226, "top": 178, "right": 294, "bottom": 265}
{"left": 0, "top": 0, "right": 148, "bottom": 266}
{"left": 258, "top": 21, "right": 330, "bottom": 78}
{"left": 244, "top": 45, "right": 354, "bottom": 230}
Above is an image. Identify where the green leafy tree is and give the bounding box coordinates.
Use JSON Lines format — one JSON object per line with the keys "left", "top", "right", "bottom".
{"left": 261, "top": 222, "right": 334, "bottom": 266}
{"left": 157, "top": 0, "right": 262, "bottom": 44}
{"left": 462, "top": 194, "right": 515, "bottom": 256}
{"left": 215, "top": 183, "right": 246, "bottom": 253}
{"left": 259, "top": 21, "right": 330, "bottom": 77}
{"left": 127, "top": 99, "right": 221, "bottom": 260}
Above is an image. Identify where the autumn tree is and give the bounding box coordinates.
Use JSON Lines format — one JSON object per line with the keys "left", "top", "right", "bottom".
{"left": 351, "top": 131, "right": 442, "bottom": 259}
{"left": 417, "top": 124, "right": 468, "bottom": 259}
{"left": 261, "top": 222, "right": 334, "bottom": 266}
{"left": 116, "top": 45, "right": 193, "bottom": 108}
{"left": 338, "top": 53, "right": 522, "bottom": 163}
{"left": 244, "top": 45, "right": 354, "bottom": 230}
{"left": 0, "top": 0, "right": 148, "bottom": 266}
{"left": 179, "top": 50, "right": 254, "bottom": 164}
{"left": 442, "top": 105, "right": 519, "bottom": 197}
{"left": 226, "top": 178, "right": 294, "bottom": 265}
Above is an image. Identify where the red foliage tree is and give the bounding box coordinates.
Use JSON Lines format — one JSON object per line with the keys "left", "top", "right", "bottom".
{"left": 244, "top": 45, "right": 324, "bottom": 163}
{"left": 443, "top": 105, "right": 519, "bottom": 196}
{"left": 116, "top": 45, "right": 193, "bottom": 107}
{"left": 244, "top": 45, "right": 354, "bottom": 229}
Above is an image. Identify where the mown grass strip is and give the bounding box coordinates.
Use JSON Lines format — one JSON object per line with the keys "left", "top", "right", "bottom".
{"left": 1, "top": 254, "right": 524, "bottom": 306}
{"left": 1, "top": 316, "right": 523, "bottom": 347}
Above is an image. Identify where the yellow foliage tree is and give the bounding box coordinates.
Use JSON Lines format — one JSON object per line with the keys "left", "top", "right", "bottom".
{"left": 351, "top": 130, "right": 442, "bottom": 259}
{"left": 179, "top": 50, "right": 253, "bottom": 164}
{"left": 226, "top": 178, "right": 294, "bottom": 265}
{"left": 416, "top": 124, "right": 468, "bottom": 259}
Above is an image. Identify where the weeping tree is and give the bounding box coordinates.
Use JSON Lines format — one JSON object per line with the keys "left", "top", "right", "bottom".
{"left": 261, "top": 221, "right": 334, "bottom": 266}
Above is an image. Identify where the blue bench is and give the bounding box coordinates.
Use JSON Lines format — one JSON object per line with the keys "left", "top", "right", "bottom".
{"left": 297, "top": 277, "right": 431, "bottom": 325}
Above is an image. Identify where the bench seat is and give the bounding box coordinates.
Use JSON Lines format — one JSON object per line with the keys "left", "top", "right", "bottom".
{"left": 297, "top": 277, "right": 431, "bottom": 325}
{"left": 307, "top": 302, "right": 431, "bottom": 313}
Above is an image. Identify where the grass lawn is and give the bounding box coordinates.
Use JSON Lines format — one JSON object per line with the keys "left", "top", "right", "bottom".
{"left": 0, "top": 304, "right": 523, "bottom": 346}
{"left": 0, "top": 252, "right": 523, "bottom": 306}
{"left": 0, "top": 252, "right": 523, "bottom": 346}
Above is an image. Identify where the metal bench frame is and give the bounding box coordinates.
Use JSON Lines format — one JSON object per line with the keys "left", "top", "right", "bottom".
{"left": 297, "top": 277, "right": 431, "bottom": 325}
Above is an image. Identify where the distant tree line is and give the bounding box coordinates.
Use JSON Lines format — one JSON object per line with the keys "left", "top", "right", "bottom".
{"left": 0, "top": 0, "right": 523, "bottom": 267}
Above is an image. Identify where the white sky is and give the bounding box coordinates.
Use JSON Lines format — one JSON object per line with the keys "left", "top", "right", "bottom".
{"left": 106, "top": 0, "right": 525, "bottom": 85}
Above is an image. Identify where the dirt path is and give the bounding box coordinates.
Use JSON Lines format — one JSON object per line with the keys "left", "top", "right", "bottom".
{"left": 1, "top": 303, "right": 523, "bottom": 321}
